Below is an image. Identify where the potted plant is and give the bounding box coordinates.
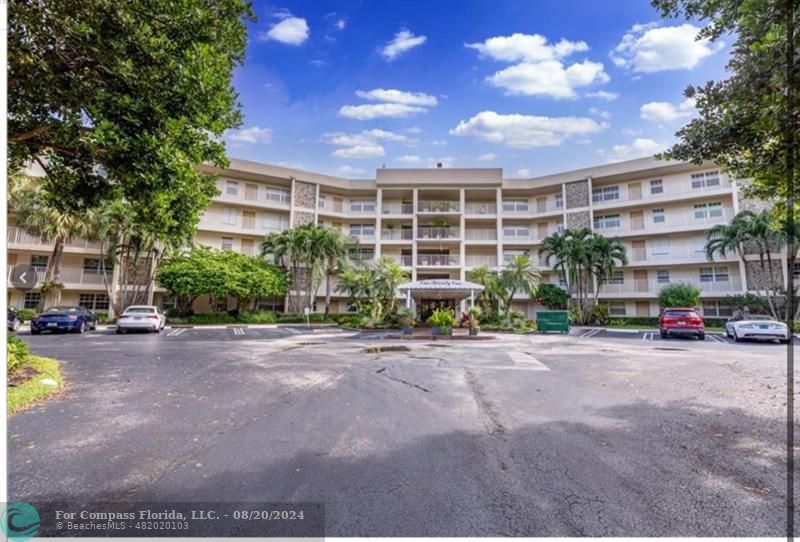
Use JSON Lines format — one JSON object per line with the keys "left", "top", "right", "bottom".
{"left": 428, "top": 308, "right": 456, "bottom": 336}
{"left": 467, "top": 306, "right": 482, "bottom": 336}
{"left": 399, "top": 307, "right": 416, "bottom": 335}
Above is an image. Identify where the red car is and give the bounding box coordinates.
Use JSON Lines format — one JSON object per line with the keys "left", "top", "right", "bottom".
{"left": 659, "top": 307, "right": 705, "bottom": 340}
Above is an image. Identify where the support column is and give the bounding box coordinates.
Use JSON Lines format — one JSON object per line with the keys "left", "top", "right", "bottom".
{"left": 412, "top": 189, "right": 418, "bottom": 281}
{"left": 459, "top": 188, "right": 466, "bottom": 280}
{"left": 375, "top": 188, "right": 383, "bottom": 259}
{"left": 496, "top": 187, "right": 503, "bottom": 270}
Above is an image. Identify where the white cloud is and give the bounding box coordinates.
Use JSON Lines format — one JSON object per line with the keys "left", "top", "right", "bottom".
{"left": 331, "top": 145, "right": 384, "bottom": 159}
{"left": 261, "top": 16, "right": 309, "bottom": 46}
{"left": 640, "top": 97, "right": 696, "bottom": 122}
{"left": 226, "top": 126, "right": 272, "bottom": 144}
{"left": 450, "top": 111, "right": 606, "bottom": 148}
{"left": 337, "top": 165, "right": 365, "bottom": 176}
{"left": 406, "top": 126, "right": 422, "bottom": 134}
{"left": 427, "top": 157, "right": 455, "bottom": 168}
{"left": 335, "top": 18, "right": 346, "bottom": 30}
{"left": 611, "top": 23, "right": 723, "bottom": 73}
{"left": 431, "top": 139, "right": 447, "bottom": 146}
{"left": 587, "top": 90, "right": 619, "bottom": 101}
{"left": 381, "top": 29, "right": 427, "bottom": 61}
{"left": 324, "top": 129, "right": 408, "bottom": 159}
{"left": 589, "top": 107, "right": 611, "bottom": 120}
{"left": 600, "top": 138, "right": 666, "bottom": 163}
{"left": 466, "top": 33, "right": 610, "bottom": 99}
{"left": 355, "top": 88, "right": 438, "bottom": 107}
{"left": 338, "top": 103, "right": 428, "bottom": 120}
{"left": 477, "top": 153, "right": 497, "bottom": 162}
{"left": 397, "top": 155, "right": 422, "bottom": 163}
{"left": 515, "top": 168, "right": 532, "bottom": 177}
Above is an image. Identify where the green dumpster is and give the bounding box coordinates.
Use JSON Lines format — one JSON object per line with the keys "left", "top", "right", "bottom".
{"left": 536, "top": 310, "right": 570, "bottom": 334}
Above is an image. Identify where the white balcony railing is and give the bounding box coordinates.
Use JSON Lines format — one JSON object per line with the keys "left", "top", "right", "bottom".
{"left": 465, "top": 255, "right": 498, "bottom": 267}
{"left": 417, "top": 254, "right": 460, "bottom": 266}
{"left": 382, "top": 202, "right": 414, "bottom": 215}
{"left": 599, "top": 277, "right": 743, "bottom": 295}
{"left": 348, "top": 233, "right": 376, "bottom": 243}
{"left": 465, "top": 202, "right": 497, "bottom": 215}
{"left": 417, "top": 226, "right": 460, "bottom": 240}
{"left": 503, "top": 232, "right": 536, "bottom": 242}
{"left": 381, "top": 228, "right": 413, "bottom": 241}
{"left": 629, "top": 244, "right": 739, "bottom": 264}
{"left": 7, "top": 265, "right": 112, "bottom": 286}
{"left": 388, "top": 255, "right": 414, "bottom": 267}
{"left": 594, "top": 209, "right": 734, "bottom": 235}
{"left": 7, "top": 226, "right": 106, "bottom": 251}
{"left": 592, "top": 176, "right": 733, "bottom": 208}
{"left": 465, "top": 228, "right": 497, "bottom": 241}
{"left": 418, "top": 201, "right": 460, "bottom": 213}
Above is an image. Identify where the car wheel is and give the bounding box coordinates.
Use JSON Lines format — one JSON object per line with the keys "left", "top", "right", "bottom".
{"left": 659, "top": 329, "right": 667, "bottom": 339}
{"left": 77, "top": 321, "right": 86, "bottom": 334}
{"left": 31, "top": 329, "right": 40, "bottom": 336}
{"left": 733, "top": 330, "right": 742, "bottom": 342}
{"left": 780, "top": 338, "right": 791, "bottom": 344}
{"left": 698, "top": 332, "right": 705, "bottom": 340}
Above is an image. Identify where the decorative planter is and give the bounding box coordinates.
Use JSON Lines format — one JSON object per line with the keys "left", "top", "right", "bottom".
{"left": 402, "top": 327, "right": 413, "bottom": 335}
{"left": 431, "top": 326, "right": 441, "bottom": 335}
{"left": 441, "top": 327, "right": 453, "bottom": 336}
{"left": 469, "top": 327, "right": 479, "bottom": 336}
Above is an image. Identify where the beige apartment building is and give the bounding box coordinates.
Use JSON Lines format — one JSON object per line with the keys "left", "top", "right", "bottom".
{"left": 7, "top": 156, "right": 780, "bottom": 319}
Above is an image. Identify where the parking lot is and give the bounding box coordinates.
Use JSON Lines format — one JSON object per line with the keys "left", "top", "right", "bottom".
{"left": 8, "top": 327, "right": 795, "bottom": 536}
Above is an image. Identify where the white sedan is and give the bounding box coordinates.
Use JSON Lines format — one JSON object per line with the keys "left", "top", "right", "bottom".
{"left": 725, "top": 315, "right": 791, "bottom": 344}
{"left": 116, "top": 305, "right": 167, "bottom": 333}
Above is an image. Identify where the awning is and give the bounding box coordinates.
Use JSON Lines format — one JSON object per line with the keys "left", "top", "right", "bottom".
{"left": 398, "top": 279, "right": 484, "bottom": 301}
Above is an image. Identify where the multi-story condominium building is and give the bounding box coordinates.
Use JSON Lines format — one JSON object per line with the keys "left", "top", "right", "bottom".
{"left": 7, "top": 156, "right": 780, "bottom": 319}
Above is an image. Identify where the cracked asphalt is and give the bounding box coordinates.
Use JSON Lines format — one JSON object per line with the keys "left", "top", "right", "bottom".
{"left": 8, "top": 328, "right": 798, "bottom": 536}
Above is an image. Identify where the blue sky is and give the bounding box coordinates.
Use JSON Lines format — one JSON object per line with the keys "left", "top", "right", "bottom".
{"left": 225, "top": 0, "right": 730, "bottom": 178}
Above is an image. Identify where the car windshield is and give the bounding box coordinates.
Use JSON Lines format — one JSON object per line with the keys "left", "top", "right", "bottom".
{"left": 125, "top": 308, "right": 155, "bottom": 314}
{"left": 45, "top": 307, "right": 80, "bottom": 313}
{"left": 664, "top": 310, "right": 696, "bottom": 317}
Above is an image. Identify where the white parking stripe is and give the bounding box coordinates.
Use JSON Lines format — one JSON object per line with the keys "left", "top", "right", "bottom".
{"left": 167, "top": 328, "right": 187, "bottom": 337}
{"left": 508, "top": 351, "right": 551, "bottom": 371}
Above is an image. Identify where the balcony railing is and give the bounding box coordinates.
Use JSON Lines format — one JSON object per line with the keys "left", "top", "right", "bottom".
{"left": 465, "top": 202, "right": 497, "bottom": 215}
{"left": 417, "top": 226, "right": 460, "bottom": 240}
{"left": 465, "top": 255, "right": 498, "bottom": 267}
{"left": 502, "top": 232, "right": 535, "bottom": 242}
{"left": 417, "top": 254, "right": 459, "bottom": 266}
{"left": 348, "top": 233, "right": 376, "bottom": 243}
{"left": 592, "top": 176, "right": 732, "bottom": 208}
{"left": 7, "top": 226, "right": 106, "bottom": 251}
{"left": 418, "top": 201, "right": 459, "bottom": 213}
{"left": 382, "top": 203, "right": 414, "bottom": 215}
{"left": 599, "top": 277, "right": 743, "bottom": 295}
{"left": 381, "top": 228, "right": 413, "bottom": 241}
{"left": 628, "top": 245, "right": 738, "bottom": 264}
{"left": 388, "top": 255, "right": 414, "bottom": 267}
{"left": 318, "top": 198, "right": 344, "bottom": 213}
{"left": 465, "top": 228, "right": 497, "bottom": 241}
{"left": 7, "top": 266, "right": 113, "bottom": 286}
{"left": 594, "top": 209, "right": 734, "bottom": 234}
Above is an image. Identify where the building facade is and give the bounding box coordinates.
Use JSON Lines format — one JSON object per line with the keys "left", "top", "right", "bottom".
{"left": 7, "top": 156, "right": 784, "bottom": 318}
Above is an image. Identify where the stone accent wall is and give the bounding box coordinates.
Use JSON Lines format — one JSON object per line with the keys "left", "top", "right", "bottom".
{"left": 566, "top": 210, "right": 590, "bottom": 230}
{"left": 292, "top": 210, "right": 315, "bottom": 227}
{"left": 293, "top": 180, "right": 316, "bottom": 209}
{"left": 736, "top": 178, "right": 770, "bottom": 214}
{"left": 744, "top": 260, "right": 784, "bottom": 289}
{"left": 565, "top": 180, "right": 589, "bottom": 209}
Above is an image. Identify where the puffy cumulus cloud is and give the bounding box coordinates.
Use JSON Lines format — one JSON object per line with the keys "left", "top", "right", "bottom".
{"left": 611, "top": 23, "right": 723, "bottom": 73}
{"left": 261, "top": 15, "right": 309, "bottom": 46}
{"left": 450, "top": 111, "right": 606, "bottom": 148}
{"left": 323, "top": 129, "right": 408, "bottom": 159}
{"left": 477, "top": 153, "right": 497, "bottom": 162}
{"left": 338, "top": 103, "right": 428, "bottom": 120}
{"left": 226, "top": 126, "right": 272, "bottom": 144}
{"left": 381, "top": 29, "right": 427, "bottom": 61}
{"left": 589, "top": 107, "right": 611, "bottom": 120}
{"left": 466, "top": 33, "right": 610, "bottom": 99}
{"left": 396, "top": 155, "right": 422, "bottom": 164}
{"left": 587, "top": 90, "right": 619, "bottom": 101}
{"left": 515, "top": 168, "right": 532, "bottom": 177}
{"left": 599, "top": 138, "right": 666, "bottom": 163}
{"left": 355, "top": 89, "right": 438, "bottom": 107}
{"left": 640, "top": 97, "right": 696, "bottom": 122}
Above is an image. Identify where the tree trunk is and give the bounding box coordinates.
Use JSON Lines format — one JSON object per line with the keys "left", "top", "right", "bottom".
{"left": 46, "top": 235, "right": 65, "bottom": 308}
{"left": 324, "top": 264, "right": 333, "bottom": 316}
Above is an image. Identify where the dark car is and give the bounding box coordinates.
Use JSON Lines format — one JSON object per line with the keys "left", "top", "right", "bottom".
{"left": 30, "top": 306, "right": 98, "bottom": 335}
{"left": 659, "top": 307, "right": 705, "bottom": 340}
{"left": 7, "top": 307, "right": 22, "bottom": 332}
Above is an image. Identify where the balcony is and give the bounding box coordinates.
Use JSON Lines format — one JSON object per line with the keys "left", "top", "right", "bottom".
{"left": 502, "top": 232, "right": 535, "bottom": 243}
{"left": 216, "top": 187, "right": 291, "bottom": 209}
{"left": 7, "top": 226, "right": 106, "bottom": 251}
{"left": 594, "top": 209, "right": 734, "bottom": 235}
{"left": 465, "top": 255, "right": 498, "bottom": 267}
{"left": 464, "top": 228, "right": 497, "bottom": 241}
{"left": 628, "top": 244, "right": 739, "bottom": 264}
{"left": 382, "top": 202, "right": 414, "bottom": 215}
{"left": 388, "top": 255, "right": 414, "bottom": 267}
{"left": 465, "top": 202, "right": 497, "bottom": 215}
{"left": 599, "top": 277, "right": 743, "bottom": 295}
{"left": 592, "top": 176, "right": 733, "bottom": 209}
{"left": 381, "top": 228, "right": 413, "bottom": 241}
{"left": 417, "top": 254, "right": 460, "bottom": 266}
{"left": 7, "top": 266, "right": 113, "bottom": 287}
{"left": 348, "top": 233, "right": 376, "bottom": 243}
{"left": 417, "top": 226, "right": 460, "bottom": 240}
{"left": 418, "top": 201, "right": 460, "bottom": 213}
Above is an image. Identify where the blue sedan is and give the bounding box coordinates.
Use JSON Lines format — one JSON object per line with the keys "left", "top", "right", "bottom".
{"left": 30, "top": 306, "right": 98, "bottom": 335}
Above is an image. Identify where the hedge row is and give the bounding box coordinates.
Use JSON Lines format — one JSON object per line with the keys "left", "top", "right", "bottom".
{"left": 608, "top": 316, "right": 728, "bottom": 328}
{"left": 7, "top": 335, "right": 30, "bottom": 373}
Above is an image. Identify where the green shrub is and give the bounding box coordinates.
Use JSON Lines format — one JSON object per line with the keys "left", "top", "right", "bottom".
{"left": 725, "top": 293, "right": 773, "bottom": 315}
{"left": 7, "top": 335, "right": 30, "bottom": 373}
{"left": 658, "top": 282, "right": 701, "bottom": 309}
{"left": 17, "top": 309, "right": 36, "bottom": 321}
{"left": 590, "top": 304, "right": 610, "bottom": 325}
{"left": 186, "top": 313, "right": 237, "bottom": 325}
{"left": 236, "top": 311, "right": 277, "bottom": 324}
{"left": 93, "top": 311, "right": 110, "bottom": 324}
{"left": 427, "top": 308, "right": 456, "bottom": 331}
{"left": 536, "top": 283, "right": 569, "bottom": 309}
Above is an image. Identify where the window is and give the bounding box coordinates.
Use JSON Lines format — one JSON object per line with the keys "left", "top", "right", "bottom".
{"left": 657, "top": 269, "right": 671, "bottom": 284}
{"left": 606, "top": 270, "right": 625, "bottom": 284}
{"left": 261, "top": 212, "right": 288, "bottom": 231}
{"left": 502, "top": 198, "right": 529, "bottom": 212}
{"left": 795, "top": 262, "right": 800, "bottom": 281}
{"left": 608, "top": 301, "right": 627, "bottom": 316}
{"left": 265, "top": 186, "right": 291, "bottom": 205}
{"left": 557, "top": 272, "right": 567, "bottom": 287}
{"left": 221, "top": 237, "right": 234, "bottom": 251}
{"left": 83, "top": 258, "right": 101, "bottom": 271}
{"left": 318, "top": 194, "right": 326, "bottom": 208}
{"left": 652, "top": 208, "right": 665, "bottom": 223}
{"left": 699, "top": 266, "right": 729, "bottom": 282}
{"left": 503, "top": 226, "right": 530, "bottom": 238}
{"left": 348, "top": 248, "right": 375, "bottom": 261}
{"left": 503, "top": 249, "right": 529, "bottom": 264}
{"left": 592, "top": 186, "right": 619, "bottom": 203}
{"left": 79, "top": 293, "right": 109, "bottom": 311}
{"left": 694, "top": 202, "right": 724, "bottom": 220}
{"left": 693, "top": 237, "right": 707, "bottom": 254}
{"left": 650, "top": 238, "right": 670, "bottom": 256}
{"left": 650, "top": 179, "right": 663, "bottom": 194}
{"left": 30, "top": 255, "right": 48, "bottom": 269}
{"left": 225, "top": 180, "right": 239, "bottom": 196}
{"left": 703, "top": 301, "right": 733, "bottom": 317}
{"left": 350, "top": 199, "right": 376, "bottom": 213}
{"left": 593, "top": 213, "right": 621, "bottom": 229}
{"left": 555, "top": 223, "right": 565, "bottom": 233}
{"left": 691, "top": 170, "right": 721, "bottom": 189}
{"left": 24, "top": 292, "right": 41, "bottom": 309}
{"left": 222, "top": 207, "right": 238, "bottom": 225}
{"left": 349, "top": 224, "right": 375, "bottom": 237}
{"left": 554, "top": 194, "right": 563, "bottom": 209}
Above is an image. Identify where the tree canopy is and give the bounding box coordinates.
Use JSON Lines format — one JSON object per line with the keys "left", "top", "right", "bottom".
{"left": 9, "top": 0, "right": 254, "bottom": 242}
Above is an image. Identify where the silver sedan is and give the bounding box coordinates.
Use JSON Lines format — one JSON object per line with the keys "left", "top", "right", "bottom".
{"left": 725, "top": 315, "right": 790, "bottom": 344}
{"left": 116, "top": 305, "right": 167, "bottom": 334}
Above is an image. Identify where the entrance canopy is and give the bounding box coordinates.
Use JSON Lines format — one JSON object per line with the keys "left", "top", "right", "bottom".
{"left": 398, "top": 279, "right": 484, "bottom": 302}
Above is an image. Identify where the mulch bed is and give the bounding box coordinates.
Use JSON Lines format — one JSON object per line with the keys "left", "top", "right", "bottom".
{"left": 8, "top": 365, "right": 38, "bottom": 387}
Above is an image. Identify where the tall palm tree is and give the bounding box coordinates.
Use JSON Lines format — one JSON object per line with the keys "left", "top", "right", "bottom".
{"left": 499, "top": 255, "right": 540, "bottom": 316}
{"left": 9, "top": 174, "right": 102, "bottom": 308}
{"left": 538, "top": 229, "right": 570, "bottom": 290}
{"left": 589, "top": 234, "right": 628, "bottom": 305}
{"left": 374, "top": 256, "right": 410, "bottom": 315}
{"left": 317, "top": 228, "right": 353, "bottom": 316}
{"left": 468, "top": 265, "right": 503, "bottom": 319}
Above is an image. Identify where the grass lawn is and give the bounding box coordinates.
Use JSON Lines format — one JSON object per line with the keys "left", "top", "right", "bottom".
{"left": 8, "top": 356, "right": 64, "bottom": 415}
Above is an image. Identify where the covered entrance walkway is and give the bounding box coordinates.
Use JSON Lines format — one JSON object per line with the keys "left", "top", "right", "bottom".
{"left": 398, "top": 279, "right": 484, "bottom": 321}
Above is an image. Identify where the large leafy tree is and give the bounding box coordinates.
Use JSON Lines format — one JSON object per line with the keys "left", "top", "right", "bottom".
{"left": 9, "top": 0, "right": 254, "bottom": 240}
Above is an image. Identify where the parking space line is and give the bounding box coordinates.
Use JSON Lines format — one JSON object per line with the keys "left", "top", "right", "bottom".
{"left": 231, "top": 327, "right": 245, "bottom": 336}
{"left": 508, "top": 351, "right": 551, "bottom": 371}
{"left": 580, "top": 328, "right": 602, "bottom": 338}
{"left": 167, "top": 328, "right": 187, "bottom": 337}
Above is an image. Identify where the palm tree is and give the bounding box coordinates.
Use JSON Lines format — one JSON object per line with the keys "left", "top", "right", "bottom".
{"left": 9, "top": 174, "right": 102, "bottom": 308}
{"left": 468, "top": 265, "right": 503, "bottom": 319}
{"left": 317, "top": 228, "right": 352, "bottom": 316}
{"left": 374, "top": 256, "right": 410, "bottom": 315}
{"left": 589, "top": 234, "right": 628, "bottom": 305}
{"left": 499, "top": 255, "right": 540, "bottom": 316}
{"left": 538, "top": 230, "right": 570, "bottom": 290}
